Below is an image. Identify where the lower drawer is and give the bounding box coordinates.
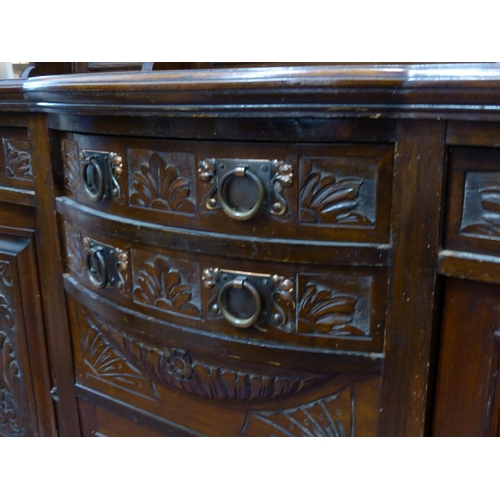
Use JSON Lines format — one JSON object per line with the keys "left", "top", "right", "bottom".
{"left": 68, "top": 292, "right": 383, "bottom": 437}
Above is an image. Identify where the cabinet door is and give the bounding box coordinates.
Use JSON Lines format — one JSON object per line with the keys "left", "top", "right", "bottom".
{"left": 433, "top": 278, "right": 500, "bottom": 436}
{"left": 0, "top": 229, "right": 55, "bottom": 436}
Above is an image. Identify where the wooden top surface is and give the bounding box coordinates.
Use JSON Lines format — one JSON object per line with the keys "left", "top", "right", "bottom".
{"left": 4, "top": 64, "right": 500, "bottom": 118}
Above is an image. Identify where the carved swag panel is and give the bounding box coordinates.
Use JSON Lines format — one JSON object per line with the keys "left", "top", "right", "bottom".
{"left": 75, "top": 305, "right": 328, "bottom": 404}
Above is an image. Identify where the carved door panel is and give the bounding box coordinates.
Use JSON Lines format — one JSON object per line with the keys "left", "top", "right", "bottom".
{"left": 0, "top": 229, "right": 54, "bottom": 436}
{"left": 433, "top": 278, "right": 500, "bottom": 436}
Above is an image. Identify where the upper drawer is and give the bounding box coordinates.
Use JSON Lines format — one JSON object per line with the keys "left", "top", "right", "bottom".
{"left": 61, "top": 134, "right": 394, "bottom": 243}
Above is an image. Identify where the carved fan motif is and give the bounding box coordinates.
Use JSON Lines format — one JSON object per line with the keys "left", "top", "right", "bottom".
{"left": 133, "top": 256, "right": 199, "bottom": 315}
{"left": 300, "top": 160, "right": 373, "bottom": 226}
{"left": 2, "top": 138, "right": 32, "bottom": 179}
{"left": 80, "top": 310, "right": 158, "bottom": 400}
{"left": 130, "top": 152, "right": 194, "bottom": 212}
{"left": 240, "top": 383, "right": 354, "bottom": 437}
{"left": 298, "top": 284, "right": 365, "bottom": 336}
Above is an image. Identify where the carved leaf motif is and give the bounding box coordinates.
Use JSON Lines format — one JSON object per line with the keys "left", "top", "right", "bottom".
{"left": 0, "top": 331, "right": 25, "bottom": 436}
{"left": 2, "top": 138, "right": 32, "bottom": 179}
{"left": 0, "top": 295, "right": 15, "bottom": 330}
{"left": 0, "top": 261, "right": 12, "bottom": 288}
{"left": 240, "top": 383, "right": 354, "bottom": 437}
{"left": 62, "top": 139, "right": 80, "bottom": 192}
{"left": 130, "top": 152, "right": 194, "bottom": 212}
{"left": 0, "top": 264, "right": 25, "bottom": 436}
{"left": 80, "top": 310, "right": 157, "bottom": 399}
{"left": 298, "top": 284, "right": 364, "bottom": 336}
{"left": 300, "top": 161, "right": 372, "bottom": 225}
{"left": 133, "top": 256, "right": 199, "bottom": 316}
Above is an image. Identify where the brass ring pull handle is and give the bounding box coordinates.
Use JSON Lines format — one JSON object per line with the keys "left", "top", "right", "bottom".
{"left": 85, "top": 247, "right": 108, "bottom": 289}
{"left": 218, "top": 277, "right": 262, "bottom": 328}
{"left": 218, "top": 167, "right": 265, "bottom": 221}
{"left": 83, "top": 158, "right": 105, "bottom": 202}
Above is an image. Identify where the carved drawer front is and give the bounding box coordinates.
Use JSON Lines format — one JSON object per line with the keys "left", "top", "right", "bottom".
{"left": 68, "top": 295, "right": 383, "bottom": 436}
{"left": 445, "top": 147, "right": 500, "bottom": 256}
{"left": 61, "top": 134, "right": 393, "bottom": 243}
{"left": 62, "top": 219, "right": 387, "bottom": 354}
{"left": 0, "top": 127, "right": 34, "bottom": 189}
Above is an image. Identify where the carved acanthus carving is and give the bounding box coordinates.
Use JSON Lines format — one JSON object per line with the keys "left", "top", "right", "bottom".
{"left": 130, "top": 151, "right": 194, "bottom": 213}
{"left": 2, "top": 138, "right": 33, "bottom": 179}
{"left": 240, "top": 382, "right": 354, "bottom": 437}
{"left": 133, "top": 255, "right": 199, "bottom": 316}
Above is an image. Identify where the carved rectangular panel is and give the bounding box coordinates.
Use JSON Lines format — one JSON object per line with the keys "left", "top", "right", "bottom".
{"left": 131, "top": 248, "right": 201, "bottom": 318}
{"left": 0, "top": 127, "right": 34, "bottom": 189}
{"left": 433, "top": 278, "right": 500, "bottom": 436}
{"left": 299, "top": 155, "right": 377, "bottom": 228}
{"left": 128, "top": 148, "right": 196, "bottom": 214}
{"left": 0, "top": 231, "right": 53, "bottom": 436}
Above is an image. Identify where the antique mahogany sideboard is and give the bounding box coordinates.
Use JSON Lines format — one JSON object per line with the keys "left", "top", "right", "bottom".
{"left": 2, "top": 64, "right": 500, "bottom": 437}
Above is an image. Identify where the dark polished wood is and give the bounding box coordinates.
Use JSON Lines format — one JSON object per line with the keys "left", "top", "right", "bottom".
{"left": 433, "top": 278, "right": 500, "bottom": 436}
{"left": 5, "top": 64, "right": 500, "bottom": 435}
{"left": 29, "top": 114, "right": 80, "bottom": 436}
